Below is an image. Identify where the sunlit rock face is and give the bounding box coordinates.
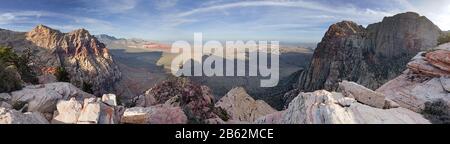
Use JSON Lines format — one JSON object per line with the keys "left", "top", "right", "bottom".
{"left": 0, "top": 24, "right": 121, "bottom": 96}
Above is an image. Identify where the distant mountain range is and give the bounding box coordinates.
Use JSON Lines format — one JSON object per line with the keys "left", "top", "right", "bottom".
{"left": 95, "top": 34, "right": 171, "bottom": 52}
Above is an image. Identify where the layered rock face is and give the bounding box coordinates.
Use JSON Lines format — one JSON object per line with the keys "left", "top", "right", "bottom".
{"left": 377, "top": 43, "right": 450, "bottom": 112}
{"left": 0, "top": 25, "right": 121, "bottom": 96}
{"left": 257, "top": 82, "right": 429, "bottom": 124}
{"left": 215, "top": 87, "right": 276, "bottom": 122}
{"left": 296, "top": 12, "right": 442, "bottom": 101}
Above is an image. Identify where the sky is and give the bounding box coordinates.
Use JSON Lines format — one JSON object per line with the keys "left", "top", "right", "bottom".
{"left": 0, "top": 0, "right": 449, "bottom": 43}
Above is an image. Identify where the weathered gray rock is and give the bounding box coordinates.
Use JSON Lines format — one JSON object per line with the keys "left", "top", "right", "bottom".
{"left": 0, "top": 107, "right": 49, "bottom": 124}
{"left": 215, "top": 87, "right": 276, "bottom": 122}
{"left": 339, "top": 81, "right": 386, "bottom": 108}
{"left": 10, "top": 82, "right": 94, "bottom": 113}
{"left": 121, "top": 105, "right": 187, "bottom": 124}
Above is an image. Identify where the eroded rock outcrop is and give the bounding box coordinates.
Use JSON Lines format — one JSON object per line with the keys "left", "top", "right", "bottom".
{"left": 293, "top": 12, "right": 442, "bottom": 107}
{"left": 136, "top": 77, "right": 218, "bottom": 122}
{"left": 215, "top": 87, "right": 276, "bottom": 122}
{"left": 377, "top": 43, "right": 450, "bottom": 112}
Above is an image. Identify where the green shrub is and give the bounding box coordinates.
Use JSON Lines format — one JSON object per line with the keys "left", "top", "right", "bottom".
{"left": 0, "top": 46, "right": 17, "bottom": 65}
{"left": 0, "top": 46, "right": 38, "bottom": 84}
{"left": 422, "top": 99, "right": 450, "bottom": 124}
{"left": 55, "top": 66, "right": 70, "bottom": 82}
{"left": 16, "top": 48, "right": 38, "bottom": 84}
{"left": 0, "top": 61, "right": 23, "bottom": 93}
{"left": 438, "top": 33, "right": 450, "bottom": 45}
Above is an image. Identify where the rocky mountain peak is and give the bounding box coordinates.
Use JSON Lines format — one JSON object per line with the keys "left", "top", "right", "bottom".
{"left": 31, "top": 24, "right": 61, "bottom": 34}
{"left": 68, "top": 28, "right": 91, "bottom": 38}
{"left": 367, "top": 12, "right": 441, "bottom": 58}
{"left": 291, "top": 12, "right": 443, "bottom": 106}
{"left": 26, "top": 24, "right": 63, "bottom": 49}
{"left": 324, "top": 21, "right": 365, "bottom": 39}
{"left": 10, "top": 25, "right": 123, "bottom": 96}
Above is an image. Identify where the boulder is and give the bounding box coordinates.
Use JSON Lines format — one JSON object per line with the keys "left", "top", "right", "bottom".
{"left": 339, "top": 81, "right": 386, "bottom": 108}
{"left": 10, "top": 82, "right": 94, "bottom": 113}
{"left": 0, "top": 107, "right": 49, "bottom": 124}
{"left": 102, "top": 94, "right": 117, "bottom": 106}
{"left": 215, "top": 87, "right": 276, "bottom": 122}
{"left": 77, "top": 102, "right": 101, "bottom": 124}
{"left": 121, "top": 105, "right": 187, "bottom": 124}
{"left": 51, "top": 98, "right": 82, "bottom": 124}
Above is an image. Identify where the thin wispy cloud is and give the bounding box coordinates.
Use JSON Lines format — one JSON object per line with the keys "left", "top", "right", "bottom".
{"left": 176, "top": 0, "right": 394, "bottom": 18}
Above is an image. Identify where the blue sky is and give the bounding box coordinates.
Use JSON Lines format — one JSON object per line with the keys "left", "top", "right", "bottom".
{"left": 0, "top": 0, "right": 449, "bottom": 43}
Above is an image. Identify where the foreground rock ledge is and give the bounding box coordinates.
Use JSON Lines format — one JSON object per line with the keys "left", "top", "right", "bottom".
{"left": 256, "top": 90, "right": 430, "bottom": 124}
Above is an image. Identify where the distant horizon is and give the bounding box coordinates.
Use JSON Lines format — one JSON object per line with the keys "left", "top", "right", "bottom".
{"left": 1, "top": 0, "right": 449, "bottom": 43}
